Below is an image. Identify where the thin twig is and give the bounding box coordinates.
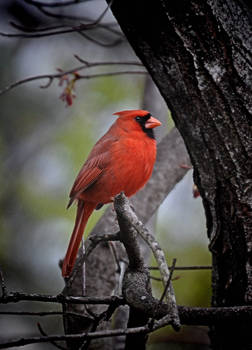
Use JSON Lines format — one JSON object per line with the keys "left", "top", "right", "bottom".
{"left": 159, "top": 258, "right": 177, "bottom": 304}
{"left": 73, "top": 56, "right": 143, "bottom": 67}
{"left": 148, "top": 259, "right": 177, "bottom": 331}
{"left": 79, "top": 299, "right": 121, "bottom": 350}
{"left": 77, "top": 30, "right": 123, "bottom": 47}
{"left": 61, "top": 71, "right": 148, "bottom": 82}
{"left": 0, "top": 27, "right": 90, "bottom": 38}
{"left": 0, "top": 327, "right": 147, "bottom": 349}
{"left": 0, "top": 311, "right": 91, "bottom": 319}
{"left": 90, "top": 0, "right": 114, "bottom": 27}
{"left": 0, "top": 292, "right": 124, "bottom": 305}
{"left": 149, "top": 265, "right": 212, "bottom": 271}
{"left": 37, "top": 322, "right": 67, "bottom": 350}
{"left": 0, "top": 61, "right": 146, "bottom": 96}
{"left": 0, "top": 266, "right": 7, "bottom": 298}
{"left": 0, "top": 27, "right": 123, "bottom": 48}
{"left": 65, "top": 232, "right": 119, "bottom": 286}
{"left": 74, "top": 0, "right": 122, "bottom": 48}
{"left": 128, "top": 212, "right": 180, "bottom": 329}
{"left": 1, "top": 305, "right": 252, "bottom": 349}
{"left": 81, "top": 239, "right": 86, "bottom": 296}
{"left": 109, "top": 241, "right": 121, "bottom": 274}
{"left": 33, "top": 5, "right": 121, "bottom": 37}
{"left": 10, "top": 21, "right": 74, "bottom": 33}
{"left": 150, "top": 275, "right": 162, "bottom": 281}
{"left": 3, "top": 1, "right": 113, "bottom": 40}
{"left": 24, "top": 0, "right": 89, "bottom": 7}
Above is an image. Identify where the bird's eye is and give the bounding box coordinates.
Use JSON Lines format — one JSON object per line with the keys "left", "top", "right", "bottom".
{"left": 135, "top": 116, "right": 141, "bottom": 121}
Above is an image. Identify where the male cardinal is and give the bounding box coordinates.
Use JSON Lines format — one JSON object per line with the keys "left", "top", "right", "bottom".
{"left": 62, "top": 110, "right": 161, "bottom": 277}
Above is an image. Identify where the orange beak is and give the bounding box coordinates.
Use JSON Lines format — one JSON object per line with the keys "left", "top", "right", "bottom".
{"left": 145, "top": 116, "right": 162, "bottom": 129}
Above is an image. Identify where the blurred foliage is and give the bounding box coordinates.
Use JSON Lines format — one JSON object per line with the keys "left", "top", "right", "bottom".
{"left": 151, "top": 243, "right": 211, "bottom": 307}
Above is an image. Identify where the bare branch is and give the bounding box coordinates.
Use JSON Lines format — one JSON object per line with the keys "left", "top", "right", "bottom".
{"left": 2, "top": 0, "right": 114, "bottom": 42}
{"left": 149, "top": 265, "right": 212, "bottom": 271}
{"left": 159, "top": 258, "right": 177, "bottom": 304}
{"left": 60, "top": 232, "right": 120, "bottom": 286}
{"left": 115, "top": 195, "right": 143, "bottom": 271}
{"left": 0, "top": 74, "right": 51, "bottom": 95}
{"left": 11, "top": 18, "right": 122, "bottom": 37}
{"left": 0, "top": 27, "right": 122, "bottom": 47}
{"left": 0, "top": 328, "right": 147, "bottom": 349}
{"left": 79, "top": 299, "right": 122, "bottom": 350}
{"left": 0, "top": 26, "right": 90, "bottom": 38}
{"left": 0, "top": 292, "right": 124, "bottom": 305}
{"left": 117, "top": 193, "right": 180, "bottom": 329}
{"left": 108, "top": 241, "right": 122, "bottom": 274}
{"left": 0, "top": 266, "right": 7, "bottom": 298}
{"left": 37, "top": 323, "right": 67, "bottom": 350}
{"left": 88, "top": 0, "right": 114, "bottom": 27}
{"left": 0, "top": 311, "right": 93, "bottom": 319}
{"left": 0, "top": 60, "right": 146, "bottom": 96}
{"left": 77, "top": 30, "right": 123, "bottom": 46}
{"left": 32, "top": 5, "right": 121, "bottom": 37}
{"left": 9, "top": 21, "right": 74, "bottom": 33}
{"left": 24, "top": 0, "right": 113, "bottom": 34}
{"left": 24, "top": 0, "right": 90, "bottom": 7}
{"left": 85, "top": 232, "right": 119, "bottom": 255}
{"left": 73, "top": 56, "right": 144, "bottom": 67}
{"left": 114, "top": 193, "right": 180, "bottom": 333}
{"left": 0, "top": 306, "right": 251, "bottom": 349}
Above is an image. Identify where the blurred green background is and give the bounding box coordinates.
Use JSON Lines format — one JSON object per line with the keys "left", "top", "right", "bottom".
{"left": 0, "top": 1, "right": 211, "bottom": 348}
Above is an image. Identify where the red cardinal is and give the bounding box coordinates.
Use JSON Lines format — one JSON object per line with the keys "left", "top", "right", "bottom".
{"left": 62, "top": 110, "right": 161, "bottom": 277}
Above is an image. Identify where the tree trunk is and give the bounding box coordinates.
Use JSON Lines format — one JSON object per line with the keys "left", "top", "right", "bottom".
{"left": 110, "top": 0, "right": 252, "bottom": 349}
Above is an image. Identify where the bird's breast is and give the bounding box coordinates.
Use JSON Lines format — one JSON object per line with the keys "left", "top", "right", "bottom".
{"left": 81, "top": 135, "right": 156, "bottom": 204}
{"left": 108, "top": 136, "right": 156, "bottom": 197}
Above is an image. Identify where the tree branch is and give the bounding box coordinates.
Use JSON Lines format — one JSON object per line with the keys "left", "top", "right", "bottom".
{"left": 0, "top": 306, "right": 251, "bottom": 349}
{"left": 24, "top": 0, "right": 90, "bottom": 7}
{"left": 0, "top": 311, "right": 94, "bottom": 319}
{"left": 10, "top": 20, "right": 122, "bottom": 37}
{"left": 0, "top": 266, "right": 7, "bottom": 298}
{"left": 149, "top": 265, "right": 212, "bottom": 271}
{"left": 1, "top": 0, "right": 113, "bottom": 41}
{"left": 0, "top": 60, "right": 145, "bottom": 96}
{"left": 0, "top": 292, "right": 124, "bottom": 305}
{"left": 114, "top": 193, "right": 180, "bottom": 330}
{"left": 37, "top": 322, "right": 67, "bottom": 350}
{"left": 159, "top": 258, "right": 177, "bottom": 304}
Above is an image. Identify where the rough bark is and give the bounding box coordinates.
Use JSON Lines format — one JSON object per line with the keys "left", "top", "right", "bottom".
{"left": 113, "top": 192, "right": 180, "bottom": 347}
{"left": 109, "top": 0, "right": 252, "bottom": 349}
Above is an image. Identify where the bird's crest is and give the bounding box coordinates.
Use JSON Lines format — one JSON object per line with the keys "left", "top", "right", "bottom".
{"left": 113, "top": 109, "right": 150, "bottom": 118}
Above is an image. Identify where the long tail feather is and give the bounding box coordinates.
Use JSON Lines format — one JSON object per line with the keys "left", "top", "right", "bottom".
{"left": 62, "top": 201, "right": 95, "bottom": 277}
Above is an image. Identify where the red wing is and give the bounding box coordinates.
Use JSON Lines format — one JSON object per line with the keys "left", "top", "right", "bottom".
{"left": 71, "top": 166, "right": 103, "bottom": 195}
{"left": 68, "top": 130, "right": 119, "bottom": 207}
{"left": 68, "top": 149, "right": 111, "bottom": 207}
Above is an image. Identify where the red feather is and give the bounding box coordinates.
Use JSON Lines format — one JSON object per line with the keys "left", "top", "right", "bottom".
{"left": 62, "top": 109, "right": 161, "bottom": 277}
